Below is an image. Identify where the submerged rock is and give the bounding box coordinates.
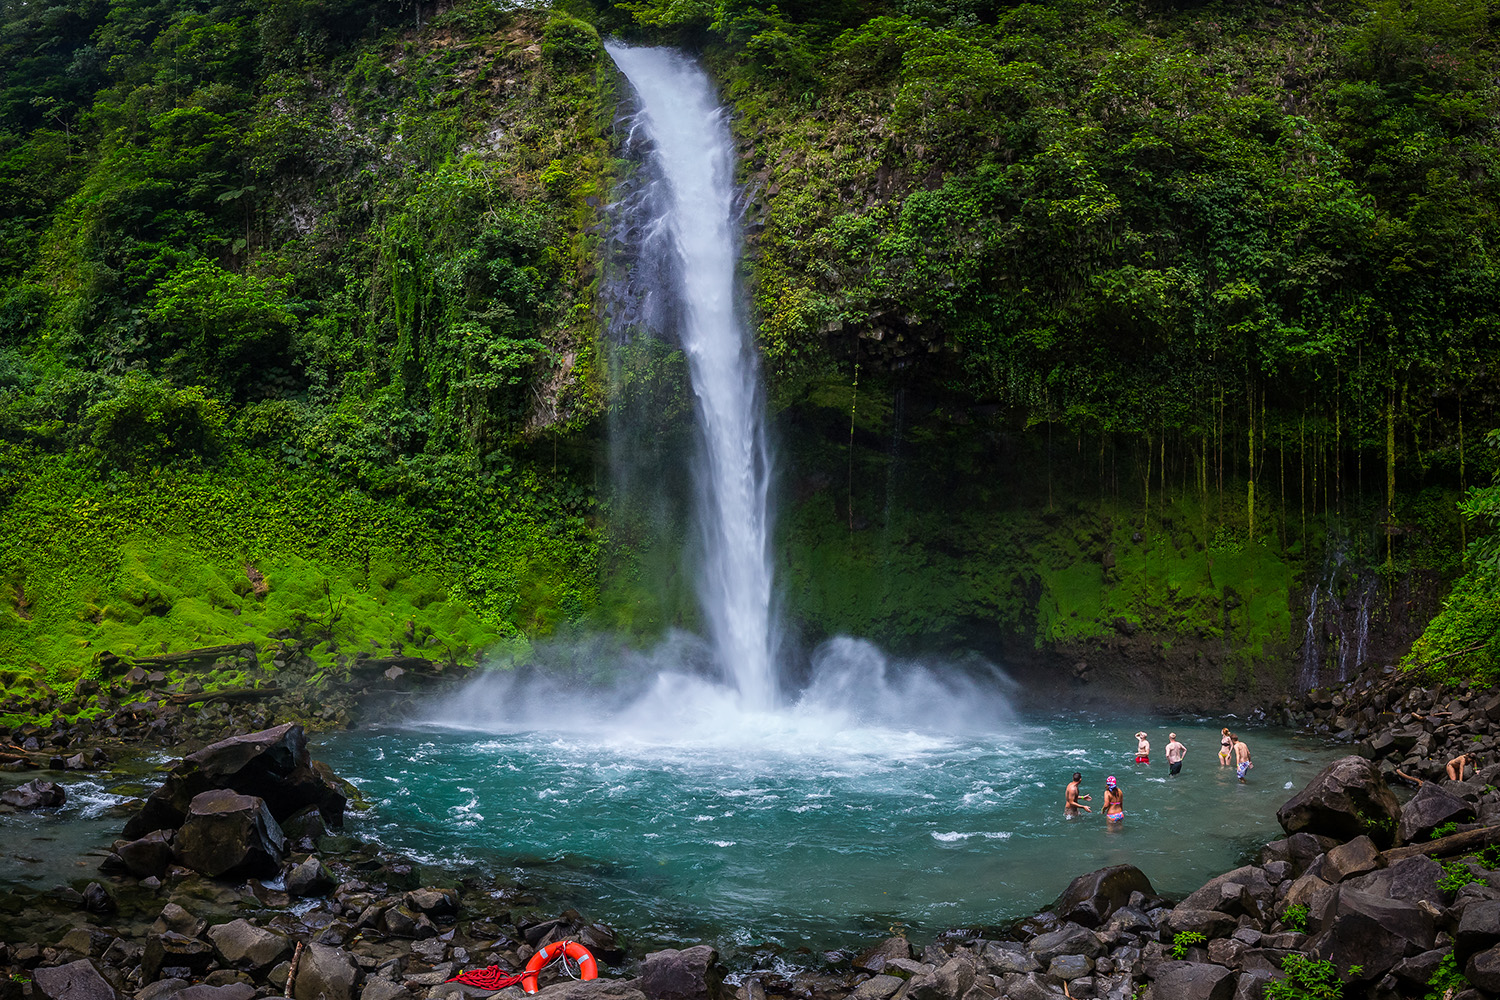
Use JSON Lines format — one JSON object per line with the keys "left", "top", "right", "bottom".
{"left": 2, "top": 778, "right": 66, "bottom": 810}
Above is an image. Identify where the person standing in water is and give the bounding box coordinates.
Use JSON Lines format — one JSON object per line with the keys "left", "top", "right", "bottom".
{"left": 1134, "top": 732, "right": 1150, "bottom": 764}
{"left": 1165, "top": 733, "right": 1186, "bottom": 776}
{"left": 1103, "top": 775, "right": 1124, "bottom": 824}
{"left": 1234, "top": 736, "right": 1253, "bottom": 782}
{"left": 1219, "top": 728, "right": 1233, "bottom": 767}
{"left": 1065, "top": 773, "right": 1092, "bottom": 816}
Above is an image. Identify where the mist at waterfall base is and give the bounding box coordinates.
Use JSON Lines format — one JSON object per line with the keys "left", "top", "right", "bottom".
{"left": 317, "top": 636, "right": 1329, "bottom": 960}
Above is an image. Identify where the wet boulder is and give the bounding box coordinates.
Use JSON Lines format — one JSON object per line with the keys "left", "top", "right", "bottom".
{"left": 907, "top": 955, "right": 976, "bottom": 1000}
{"left": 1277, "top": 756, "right": 1402, "bottom": 848}
{"left": 1053, "top": 865, "right": 1155, "bottom": 928}
{"left": 638, "top": 946, "right": 725, "bottom": 1000}
{"left": 124, "top": 723, "right": 346, "bottom": 840}
{"left": 1145, "top": 961, "right": 1235, "bottom": 1000}
{"left": 1177, "top": 865, "right": 1274, "bottom": 917}
{"left": 207, "top": 919, "right": 290, "bottom": 970}
{"left": 855, "top": 937, "right": 913, "bottom": 973}
{"left": 1345, "top": 855, "right": 1443, "bottom": 908}
{"left": 1165, "top": 909, "right": 1238, "bottom": 941}
{"left": 1026, "top": 923, "right": 1104, "bottom": 964}
{"left": 142, "top": 933, "right": 215, "bottom": 984}
{"left": 284, "top": 856, "right": 337, "bottom": 898}
{"left": 1456, "top": 900, "right": 1500, "bottom": 963}
{"left": 291, "top": 943, "right": 358, "bottom": 1000}
{"left": 1307, "top": 886, "right": 1436, "bottom": 980}
{"left": 1318, "top": 836, "right": 1382, "bottom": 884}
{"left": 31, "top": 960, "right": 119, "bottom": 1000}
{"left": 115, "top": 830, "right": 175, "bottom": 879}
{"left": 1467, "top": 943, "right": 1500, "bottom": 993}
{"left": 1261, "top": 832, "right": 1342, "bottom": 878}
{"left": 172, "top": 789, "right": 286, "bottom": 878}
{"left": 1396, "top": 782, "right": 1475, "bottom": 845}
{"left": 2, "top": 778, "right": 66, "bottom": 810}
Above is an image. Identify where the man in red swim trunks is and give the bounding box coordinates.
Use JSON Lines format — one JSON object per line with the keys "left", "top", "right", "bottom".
{"left": 1134, "top": 731, "right": 1150, "bottom": 764}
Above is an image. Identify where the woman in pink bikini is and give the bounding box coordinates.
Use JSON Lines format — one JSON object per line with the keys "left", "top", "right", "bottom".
{"left": 1103, "top": 775, "right": 1124, "bottom": 825}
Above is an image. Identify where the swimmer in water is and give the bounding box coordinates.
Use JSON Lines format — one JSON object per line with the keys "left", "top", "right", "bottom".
{"left": 1134, "top": 732, "right": 1150, "bottom": 764}
{"left": 1065, "top": 772, "right": 1092, "bottom": 816}
{"left": 1103, "top": 775, "right": 1123, "bottom": 824}
{"left": 1219, "top": 728, "right": 1233, "bottom": 767}
{"left": 1235, "top": 736, "right": 1253, "bottom": 782}
{"left": 1165, "top": 733, "right": 1186, "bottom": 776}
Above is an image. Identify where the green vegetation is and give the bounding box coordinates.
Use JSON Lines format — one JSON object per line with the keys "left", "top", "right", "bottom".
{"left": 1281, "top": 903, "right": 1308, "bottom": 933}
{"left": 1430, "top": 821, "right": 1460, "bottom": 841}
{"left": 1265, "top": 955, "right": 1356, "bottom": 1000}
{"left": 1438, "top": 860, "right": 1483, "bottom": 895}
{"left": 1168, "top": 930, "right": 1205, "bottom": 960}
{"left": 0, "top": 0, "right": 617, "bottom": 692}
{"left": 1425, "top": 953, "right": 1467, "bottom": 1000}
{"left": 3, "top": 0, "right": 1499, "bottom": 696}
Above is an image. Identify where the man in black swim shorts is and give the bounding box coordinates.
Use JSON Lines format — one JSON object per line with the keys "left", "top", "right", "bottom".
{"left": 1165, "top": 733, "right": 1186, "bottom": 776}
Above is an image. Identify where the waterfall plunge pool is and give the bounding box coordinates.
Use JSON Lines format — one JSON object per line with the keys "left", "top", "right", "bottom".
{"left": 315, "top": 641, "right": 1332, "bottom": 964}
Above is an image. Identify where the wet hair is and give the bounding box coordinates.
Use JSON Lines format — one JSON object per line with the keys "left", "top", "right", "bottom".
{"left": 1072, "top": 772, "right": 1082, "bottom": 782}
{"left": 1169, "top": 732, "right": 1177, "bottom": 740}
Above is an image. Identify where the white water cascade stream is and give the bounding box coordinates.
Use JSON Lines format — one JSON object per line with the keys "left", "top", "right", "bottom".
{"left": 606, "top": 44, "right": 778, "bottom": 709}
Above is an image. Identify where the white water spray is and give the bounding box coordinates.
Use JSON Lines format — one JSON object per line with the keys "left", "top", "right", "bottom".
{"left": 607, "top": 44, "right": 777, "bottom": 709}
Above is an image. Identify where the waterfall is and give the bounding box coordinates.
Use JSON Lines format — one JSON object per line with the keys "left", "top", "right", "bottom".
{"left": 606, "top": 44, "right": 778, "bottom": 709}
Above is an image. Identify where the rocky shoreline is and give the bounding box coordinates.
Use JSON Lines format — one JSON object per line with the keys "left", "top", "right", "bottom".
{"left": 4, "top": 658, "right": 1500, "bottom": 1000}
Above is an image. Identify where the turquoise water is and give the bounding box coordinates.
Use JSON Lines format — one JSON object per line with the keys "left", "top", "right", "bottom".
{"left": 315, "top": 640, "right": 1331, "bottom": 960}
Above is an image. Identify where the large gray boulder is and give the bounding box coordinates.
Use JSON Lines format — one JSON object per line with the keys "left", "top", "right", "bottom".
{"left": 855, "top": 936, "right": 913, "bottom": 973}
{"left": 31, "top": 960, "right": 119, "bottom": 1000}
{"left": 1467, "top": 943, "right": 1500, "bottom": 994}
{"left": 1456, "top": 899, "right": 1500, "bottom": 963}
{"left": 1344, "top": 855, "right": 1443, "bottom": 907}
{"left": 291, "top": 943, "right": 358, "bottom": 1000}
{"left": 207, "top": 919, "right": 290, "bottom": 970}
{"left": 529, "top": 985, "right": 649, "bottom": 1000}
{"left": 3, "top": 778, "right": 66, "bottom": 810}
{"left": 1165, "top": 909, "right": 1239, "bottom": 940}
{"left": 1146, "top": 961, "right": 1235, "bottom": 1000}
{"left": 142, "top": 932, "right": 215, "bottom": 984}
{"left": 284, "top": 856, "right": 337, "bottom": 898}
{"left": 638, "top": 946, "right": 724, "bottom": 1000}
{"left": 1177, "top": 865, "right": 1274, "bottom": 917}
{"left": 1026, "top": 923, "right": 1104, "bottom": 964}
{"left": 1052, "top": 865, "right": 1155, "bottom": 928}
{"left": 1307, "top": 886, "right": 1436, "bottom": 980}
{"left": 1396, "top": 782, "right": 1476, "bottom": 845}
{"left": 1277, "top": 756, "right": 1402, "bottom": 847}
{"left": 907, "top": 955, "right": 976, "bottom": 1000}
{"left": 125, "top": 723, "right": 346, "bottom": 839}
{"left": 114, "top": 830, "right": 175, "bottom": 879}
{"left": 172, "top": 789, "right": 285, "bottom": 877}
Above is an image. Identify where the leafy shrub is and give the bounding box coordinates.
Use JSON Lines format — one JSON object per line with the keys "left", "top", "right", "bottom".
{"left": 83, "top": 374, "right": 227, "bottom": 472}
{"left": 1169, "top": 930, "right": 1205, "bottom": 960}
{"left": 542, "top": 13, "right": 600, "bottom": 66}
{"left": 1430, "top": 821, "right": 1459, "bottom": 841}
{"left": 1281, "top": 903, "right": 1309, "bottom": 932}
{"left": 1439, "top": 860, "right": 1482, "bottom": 894}
{"left": 1265, "top": 954, "right": 1353, "bottom": 1000}
{"left": 1425, "top": 953, "right": 1467, "bottom": 1000}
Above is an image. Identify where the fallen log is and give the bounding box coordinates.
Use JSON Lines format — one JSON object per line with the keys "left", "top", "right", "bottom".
{"left": 165, "top": 684, "right": 279, "bottom": 706}
{"left": 131, "top": 643, "right": 255, "bottom": 667}
{"left": 1384, "top": 824, "right": 1500, "bottom": 862}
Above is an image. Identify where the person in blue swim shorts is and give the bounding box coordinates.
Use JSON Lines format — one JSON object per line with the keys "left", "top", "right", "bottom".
{"left": 1234, "top": 736, "right": 1253, "bottom": 782}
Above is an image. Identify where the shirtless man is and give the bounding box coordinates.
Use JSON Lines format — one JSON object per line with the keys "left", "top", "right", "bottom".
{"left": 1135, "top": 732, "right": 1150, "bottom": 764}
{"left": 1447, "top": 753, "right": 1474, "bottom": 782}
{"left": 1165, "top": 733, "right": 1186, "bottom": 776}
{"left": 1065, "top": 772, "right": 1092, "bottom": 816}
{"left": 1234, "top": 737, "right": 1253, "bottom": 783}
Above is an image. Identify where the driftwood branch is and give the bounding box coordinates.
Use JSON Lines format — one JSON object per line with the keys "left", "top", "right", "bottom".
{"left": 131, "top": 643, "right": 255, "bottom": 667}
{"left": 285, "top": 940, "right": 305, "bottom": 999}
{"left": 1384, "top": 824, "right": 1500, "bottom": 862}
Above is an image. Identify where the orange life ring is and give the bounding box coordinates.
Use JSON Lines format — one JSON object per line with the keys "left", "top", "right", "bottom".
{"left": 521, "top": 940, "right": 598, "bottom": 994}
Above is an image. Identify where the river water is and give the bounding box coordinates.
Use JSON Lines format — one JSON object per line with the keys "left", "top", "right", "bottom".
{"left": 314, "top": 641, "right": 1330, "bottom": 961}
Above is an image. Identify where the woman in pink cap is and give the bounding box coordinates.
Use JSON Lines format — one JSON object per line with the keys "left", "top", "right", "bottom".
{"left": 1103, "top": 775, "right": 1123, "bottom": 824}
